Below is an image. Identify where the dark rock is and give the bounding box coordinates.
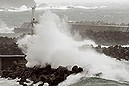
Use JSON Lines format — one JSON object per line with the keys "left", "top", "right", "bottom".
{"left": 1, "top": 59, "right": 84, "bottom": 86}
{"left": 78, "top": 67, "right": 83, "bottom": 73}
{"left": 72, "top": 65, "right": 83, "bottom": 73}
{"left": 38, "top": 83, "right": 44, "bottom": 86}
{"left": 95, "top": 45, "right": 129, "bottom": 61}
{"left": 72, "top": 65, "right": 78, "bottom": 73}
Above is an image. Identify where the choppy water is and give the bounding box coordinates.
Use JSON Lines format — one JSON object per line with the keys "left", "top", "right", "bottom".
{"left": 0, "top": 77, "right": 129, "bottom": 86}
{"left": 0, "top": 6, "right": 129, "bottom": 27}
{"left": 70, "top": 77, "right": 129, "bottom": 86}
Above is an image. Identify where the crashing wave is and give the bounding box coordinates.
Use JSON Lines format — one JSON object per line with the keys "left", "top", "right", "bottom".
{"left": 17, "top": 10, "right": 129, "bottom": 83}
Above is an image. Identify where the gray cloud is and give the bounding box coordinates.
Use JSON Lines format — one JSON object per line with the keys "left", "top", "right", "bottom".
{"left": 0, "top": 0, "right": 36, "bottom": 8}
{"left": 35, "top": 0, "right": 129, "bottom": 3}
{"left": 34, "top": 0, "right": 129, "bottom": 7}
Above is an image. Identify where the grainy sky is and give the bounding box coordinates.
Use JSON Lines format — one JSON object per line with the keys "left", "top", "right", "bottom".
{"left": 0, "top": 0, "right": 128, "bottom": 8}
{"left": 0, "top": 0, "right": 36, "bottom": 8}
{"left": 34, "top": 0, "right": 129, "bottom": 5}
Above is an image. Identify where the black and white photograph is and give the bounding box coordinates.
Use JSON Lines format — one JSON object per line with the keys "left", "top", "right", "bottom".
{"left": 0, "top": 0, "right": 129, "bottom": 86}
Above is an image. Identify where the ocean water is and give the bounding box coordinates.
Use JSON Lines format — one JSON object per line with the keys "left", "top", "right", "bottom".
{"left": 0, "top": 5, "right": 129, "bottom": 86}
{"left": 69, "top": 77, "right": 129, "bottom": 86}
{"left": 0, "top": 5, "right": 129, "bottom": 27}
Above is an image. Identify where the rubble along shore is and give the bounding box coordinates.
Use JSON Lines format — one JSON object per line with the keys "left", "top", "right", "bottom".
{"left": 0, "top": 36, "right": 129, "bottom": 85}
{"left": 95, "top": 45, "right": 129, "bottom": 61}
{"left": 1, "top": 62, "right": 83, "bottom": 86}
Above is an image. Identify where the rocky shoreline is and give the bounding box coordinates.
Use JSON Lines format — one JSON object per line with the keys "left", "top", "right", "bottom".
{"left": 81, "top": 30, "right": 129, "bottom": 46}
{"left": 1, "top": 62, "right": 83, "bottom": 86}
{"left": 94, "top": 45, "right": 129, "bottom": 61}
{"left": 0, "top": 36, "right": 129, "bottom": 85}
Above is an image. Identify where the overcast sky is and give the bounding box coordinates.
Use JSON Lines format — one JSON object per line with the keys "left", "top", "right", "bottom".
{"left": 0, "top": 0, "right": 36, "bottom": 8}
{"left": 34, "top": 0, "right": 129, "bottom": 5}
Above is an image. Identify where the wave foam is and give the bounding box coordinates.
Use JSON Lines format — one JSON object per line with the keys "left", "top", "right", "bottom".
{"left": 17, "top": 10, "right": 129, "bottom": 85}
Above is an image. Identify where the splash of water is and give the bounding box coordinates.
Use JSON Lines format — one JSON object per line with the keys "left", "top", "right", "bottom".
{"left": 18, "top": 10, "right": 129, "bottom": 84}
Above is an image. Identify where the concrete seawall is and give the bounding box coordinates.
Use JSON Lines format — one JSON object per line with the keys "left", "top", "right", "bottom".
{"left": 70, "top": 23, "right": 129, "bottom": 32}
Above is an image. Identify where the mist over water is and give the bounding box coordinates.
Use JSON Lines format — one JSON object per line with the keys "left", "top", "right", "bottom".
{"left": 18, "top": 10, "right": 129, "bottom": 84}
{"left": 0, "top": 20, "right": 13, "bottom": 33}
